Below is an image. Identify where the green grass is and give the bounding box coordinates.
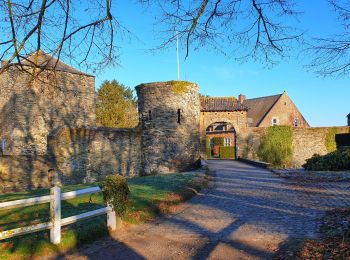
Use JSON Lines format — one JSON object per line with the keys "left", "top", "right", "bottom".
{"left": 0, "top": 172, "right": 207, "bottom": 258}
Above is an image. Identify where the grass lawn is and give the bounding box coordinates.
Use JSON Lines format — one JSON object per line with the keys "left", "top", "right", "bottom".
{"left": 0, "top": 171, "right": 208, "bottom": 258}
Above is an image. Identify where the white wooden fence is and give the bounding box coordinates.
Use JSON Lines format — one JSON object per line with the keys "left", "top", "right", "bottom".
{"left": 0, "top": 185, "right": 118, "bottom": 244}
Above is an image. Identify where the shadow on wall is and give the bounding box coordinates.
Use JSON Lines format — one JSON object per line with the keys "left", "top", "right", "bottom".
{"left": 140, "top": 105, "right": 200, "bottom": 174}
{"left": 48, "top": 127, "right": 142, "bottom": 186}
{"left": 0, "top": 69, "right": 95, "bottom": 192}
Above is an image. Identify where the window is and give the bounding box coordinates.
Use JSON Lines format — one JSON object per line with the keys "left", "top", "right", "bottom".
{"left": 177, "top": 109, "right": 181, "bottom": 124}
{"left": 148, "top": 110, "right": 152, "bottom": 120}
{"left": 224, "top": 138, "right": 231, "bottom": 146}
{"left": 294, "top": 118, "right": 300, "bottom": 127}
{"left": 272, "top": 117, "right": 279, "bottom": 126}
{"left": 1, "top": 139, "right": 6, "bottom": 152}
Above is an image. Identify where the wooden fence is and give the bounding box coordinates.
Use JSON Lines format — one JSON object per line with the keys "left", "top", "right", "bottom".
{"left": 0, "top": 185, "right": 118, "bottom": 244}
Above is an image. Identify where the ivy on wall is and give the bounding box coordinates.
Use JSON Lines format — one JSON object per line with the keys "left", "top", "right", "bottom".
{"left": 257, "top": 125, "right": 293, "bottom": 168}
{"left": 325, "top": 127, "right": 338, "bottom": 152}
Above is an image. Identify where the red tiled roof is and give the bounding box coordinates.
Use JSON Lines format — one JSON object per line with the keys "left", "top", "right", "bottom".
{"left": 200, "top": 97, "right": 248, "bottom": 112}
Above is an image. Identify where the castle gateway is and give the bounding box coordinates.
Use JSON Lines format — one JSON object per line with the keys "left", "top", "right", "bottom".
{"left": 1, "top": 53, "right": 319, "bottom": 192}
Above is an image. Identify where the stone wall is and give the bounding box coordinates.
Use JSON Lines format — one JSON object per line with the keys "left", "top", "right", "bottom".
{"left": 136, "top": 82, "right": 200, "bottom": 174}
{"left": 237, "top": 126, "right": 350, "bottom": 167}
{"left": 49, "top": 127, "right": 141, "bottom": 183}
{"left": 0, "top": 67, "right": 95, "bottom": 156}
{"left": 0, "top": 155, "right": 53, "bottom": 193}
{"left": 0, "top": 127, "right": 141, "bottom": 192}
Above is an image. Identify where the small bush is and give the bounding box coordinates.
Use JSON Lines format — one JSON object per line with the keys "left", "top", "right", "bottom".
{"left": 100, "top": 175, "right": 130, "bottom": 217}
{"left": 303, "top": 147, "right": 350, "bottom": 171}
{"left": 213, "top": 137, "right": 224, "bottom": 146}
{"left": 257, "top": 125, "right": 293, "bottom": 168}
{"left": 220, "top": 146, "right": 235, "bottom": 159}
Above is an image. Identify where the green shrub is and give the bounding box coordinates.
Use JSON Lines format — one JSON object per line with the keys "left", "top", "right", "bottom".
{"left": 303, "top": 147, "right": 350, "bottom": 171}
{"left": 220, "top": 146, "right": 235, "bottom": 159}
{"left": 100, "top": 175, "right": 130, "bottom": 217}
{"left": 325, "top": 127, "right": 338, "bottom": 152}
{"left": 213, "top": 137, "right": 224, "bottom": 146}
{"left": 205, "top": 137, "right": 211, "bottom": 158}
{"left": 257, "top": 126, "right": 293, "bottom": 168}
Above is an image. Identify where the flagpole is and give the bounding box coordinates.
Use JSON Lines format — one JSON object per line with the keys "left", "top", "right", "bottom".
{"left": 176, "top": 31, "right": 180, "bottom": 80}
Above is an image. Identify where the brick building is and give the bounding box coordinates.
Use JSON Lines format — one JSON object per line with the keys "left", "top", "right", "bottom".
{"left": 199, "top": 92, "right": 309, "bottom": 157}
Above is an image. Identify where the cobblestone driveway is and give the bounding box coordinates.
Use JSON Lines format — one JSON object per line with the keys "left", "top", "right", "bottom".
{"left": 63, "top": 160, "right": 350, "bottom": 260}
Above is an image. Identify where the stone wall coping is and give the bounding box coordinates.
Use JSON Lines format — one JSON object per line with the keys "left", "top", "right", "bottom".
{"left": 48, "top": 126, "right": 141, "bottom": 138}
{"left": 135, "top": 81, "right": 197, "bottom": 89}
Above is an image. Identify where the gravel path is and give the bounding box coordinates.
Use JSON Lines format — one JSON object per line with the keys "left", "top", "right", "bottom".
{"left": 61, "top": 160, "right": 350, "bottom": 260}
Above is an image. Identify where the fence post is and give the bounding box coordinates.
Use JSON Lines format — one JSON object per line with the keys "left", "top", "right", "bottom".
{"left": 50, "top": 185, "right": 61, "bottom": 244}
{"left": 106, "top": 203, "right": 120, "bottom": 231}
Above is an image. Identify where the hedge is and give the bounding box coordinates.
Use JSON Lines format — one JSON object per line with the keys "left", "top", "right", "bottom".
{"left": 213, "top": 137, "right": 224, "bottom": 146}
{"left": 257, "top": 125, "right": 293, "bottom": 168}
{"left": 205, "top": 137, "right": 211, "bottom": 158}
{"left": 220, "top": 146, "right": 235, "bottom": 159}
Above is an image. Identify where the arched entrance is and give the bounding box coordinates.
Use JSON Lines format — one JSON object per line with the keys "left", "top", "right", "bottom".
{"left": 205, "top": 122, "right": 236, "bottom": 159}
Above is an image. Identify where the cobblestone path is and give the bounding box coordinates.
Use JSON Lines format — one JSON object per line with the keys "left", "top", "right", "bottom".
{"left": 63, "top": 160, "right": 350, "bottom": 260}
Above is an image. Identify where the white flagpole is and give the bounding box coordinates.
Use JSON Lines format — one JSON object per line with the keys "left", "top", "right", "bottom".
{"left": 176, "top": 31, "right": 180, "bottom": 80}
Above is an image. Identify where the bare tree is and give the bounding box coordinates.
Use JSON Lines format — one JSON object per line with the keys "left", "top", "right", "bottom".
{"left": 145, "top": 0, "right": 302, "bottom": 65}
{"left": 0, "top": 0, "right": 121, "bottom": 75}
{"left": 307, "top": 0, "right": 350, "bottom": 77}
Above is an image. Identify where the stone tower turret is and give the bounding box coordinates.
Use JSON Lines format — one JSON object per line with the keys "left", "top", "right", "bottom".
{"left": 136, "top": 81, "right": 200, "bottom": 174}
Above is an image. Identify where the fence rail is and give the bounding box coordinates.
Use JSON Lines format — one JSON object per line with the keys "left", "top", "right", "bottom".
{"left": 0, "top": 185, "right": 118, "bottom": 244}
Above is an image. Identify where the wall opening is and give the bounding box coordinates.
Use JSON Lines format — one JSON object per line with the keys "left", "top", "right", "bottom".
{"left": 177, "top": 109, "right": 181, "bottom": 124}
{"left": 205, "top": 122, "right": 236, "bottom": 159}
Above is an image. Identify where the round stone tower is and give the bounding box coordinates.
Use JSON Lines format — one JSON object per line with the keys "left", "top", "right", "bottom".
{"left": 136, "top": 81, "right": 200, "bottom": 174}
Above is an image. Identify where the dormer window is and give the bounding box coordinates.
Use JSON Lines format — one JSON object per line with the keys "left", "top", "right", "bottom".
{"left": 272, "top": 117, "right": 279, "bottom": 126}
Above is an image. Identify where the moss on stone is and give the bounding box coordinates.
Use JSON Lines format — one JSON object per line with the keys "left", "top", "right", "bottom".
{"left": 166, "top": 80, "right": 193, "bottom": 94}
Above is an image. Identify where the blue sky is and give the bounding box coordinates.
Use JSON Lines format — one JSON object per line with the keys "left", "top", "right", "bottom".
{"left": 94, "top": 1, "right": 350, "bottom": 127}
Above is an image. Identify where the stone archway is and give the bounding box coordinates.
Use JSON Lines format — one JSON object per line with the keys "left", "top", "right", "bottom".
{"left": 199, "top": 111, "right": 246, "bottom": 158}
{"left": 205, "top": 122, "right": 236, "bottom": 158}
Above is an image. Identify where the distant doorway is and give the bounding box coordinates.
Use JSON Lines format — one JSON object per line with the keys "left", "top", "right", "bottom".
{"left": 206, "top": 122, "right": 236, "bottom": 159}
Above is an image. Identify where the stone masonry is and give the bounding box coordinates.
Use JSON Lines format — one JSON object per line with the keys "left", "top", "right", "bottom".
{"left": 238, "top": 126, "right": 350, "bottom": 167}
{"left": 136, "top": 82, "right": 200, "bottom": 174}
{"left": 0, "top": 67, "right": 95, "bottom": 156}
{"left": 0, "top": 52, "right": 348, "bottom": 192}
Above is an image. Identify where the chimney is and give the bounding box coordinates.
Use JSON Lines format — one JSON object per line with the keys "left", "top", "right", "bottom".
{"left": 238, "top": 94, "right": 246, "bottom": 104}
